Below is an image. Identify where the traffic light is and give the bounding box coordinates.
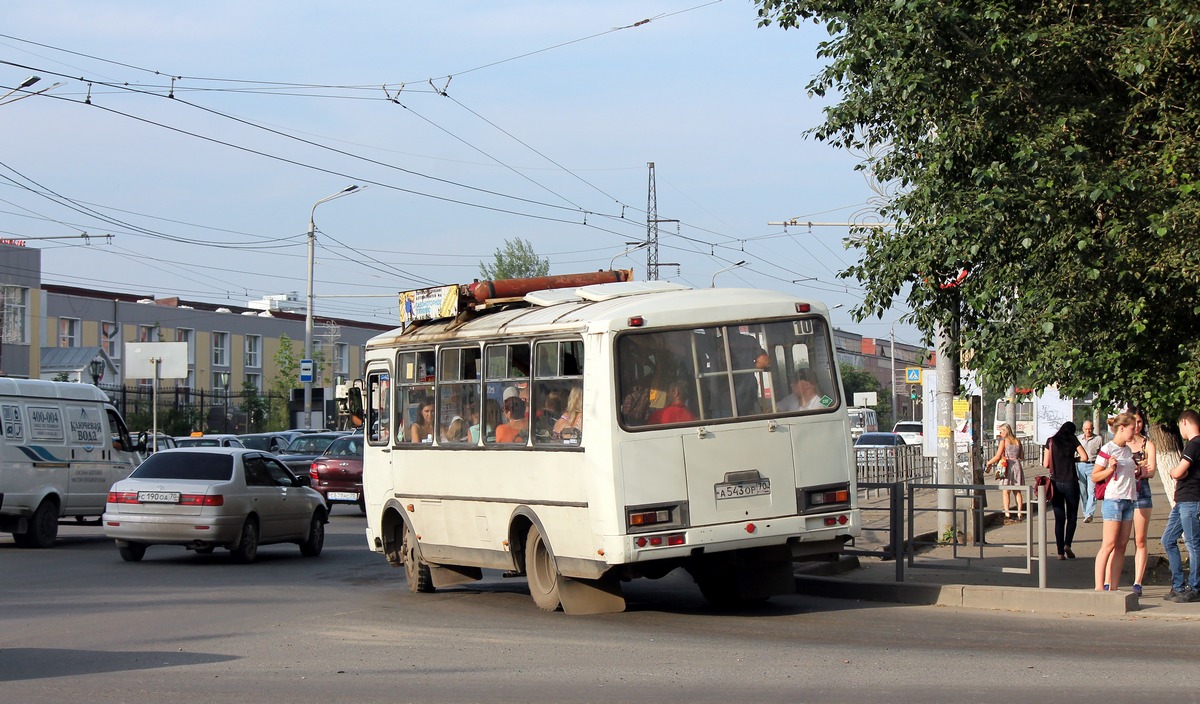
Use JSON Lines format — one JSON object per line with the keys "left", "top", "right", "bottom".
{"left": 910, "top": 390, "right": 917, "bottom": 400}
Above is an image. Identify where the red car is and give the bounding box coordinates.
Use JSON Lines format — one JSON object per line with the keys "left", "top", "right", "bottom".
{"left": 308, "top": 435, "right": 364, "bottom": 514}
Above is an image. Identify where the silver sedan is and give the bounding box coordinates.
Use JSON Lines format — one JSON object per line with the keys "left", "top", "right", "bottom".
{"left": 103, "top": 447, "right": 327, "bottom": 563}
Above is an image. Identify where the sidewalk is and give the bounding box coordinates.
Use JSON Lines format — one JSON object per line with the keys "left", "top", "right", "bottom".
{"left": 796, "top": 466, "right": 1200, "bottom": 619}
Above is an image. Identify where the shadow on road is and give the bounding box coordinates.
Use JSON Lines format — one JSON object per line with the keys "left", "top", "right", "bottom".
{"left": 0, "top": 647, "right": 236, "bottom": 682}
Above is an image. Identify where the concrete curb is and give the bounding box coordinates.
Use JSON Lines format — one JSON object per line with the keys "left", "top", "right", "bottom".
{"left": 794, "top": 575, "right": 1139, "bottom": 616}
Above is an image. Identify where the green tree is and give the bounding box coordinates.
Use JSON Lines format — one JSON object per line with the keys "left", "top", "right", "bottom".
{"left": 269, "top": 334, "right": 298, "bottom": 429}
{"left": 479, "top": 237, "right": 550, "bottom": 280}
{"left": 754, "top": 1, "right": 1200, "bottom": 421}
{"left": 841, "top": 365, "right": 893, "bottom": 427}
{"left": 240, "top": 381, "right": 270, "bottom": 432}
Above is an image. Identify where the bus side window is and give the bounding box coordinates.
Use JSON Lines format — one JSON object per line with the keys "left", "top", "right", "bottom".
{"left": 533, "top": 339, "right": 584, "bottom": 446}
{"left": 366, "top": 371, "right": 391, "bottom": 445}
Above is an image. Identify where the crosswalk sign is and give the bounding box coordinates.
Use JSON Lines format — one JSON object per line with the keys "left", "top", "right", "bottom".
{"left": 905, "top": 367, "right": 922, "bottom": 384}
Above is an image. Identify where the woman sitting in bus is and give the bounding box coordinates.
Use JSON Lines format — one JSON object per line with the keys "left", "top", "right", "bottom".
{"left": 647, "top": 380, "right": 696, "bottom": 425}
{"left": 469, "top": 399, "right": 500, "bottom": 444}
{"left": 409, "top": 398, "right": 435, "bottom": 444}
{"left": 495, "top": 397, "right": 529, "bottom": 444}
{"left": 441, "top": 416, "right": 466, "bottom": 443}
{"left": 552, "top": 386, "right": 584, "bottom": 442}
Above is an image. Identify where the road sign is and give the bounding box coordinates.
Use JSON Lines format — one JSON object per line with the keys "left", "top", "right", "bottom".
{"left": 905, "top": 367, "right": 922, "bottom": 384}
{"left": 299, "top": 359, "right": 314, "bottom": 383}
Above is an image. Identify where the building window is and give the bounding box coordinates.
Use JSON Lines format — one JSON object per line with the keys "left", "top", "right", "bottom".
{"left": 175, "top": 328, "right": 194, "bottom": 365}
{"left": 1, "top": 286, "right": 29, "bottom": 344}
{"left": 177, "top": 370, "right": 195, "bottom": 403}
{"left": 59, "top": 318, "right": 80, "bottom": 347}
{"left": 245, "top": 334, "right": 261, "bottom": 369}
{"left": 245, "top": 372, "right": 262, "bottom": 393}
{"left": 212, "top": 332, "right": 229, "bottom": 367}
{"left": 100, "top": 321, "right": 121, "bottom": 359}
{"left": 334, "top": 343, "right": 349, "bottom": 376}
{"left": 212, "top": 371, "right": 230, "bottom": 399}
{"left": 138, "top": 324, "right": 158, "bottom": 343}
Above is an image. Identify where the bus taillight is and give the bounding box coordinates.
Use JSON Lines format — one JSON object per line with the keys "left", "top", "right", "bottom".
{"left": 634, "top": 533, "right": 686, "bottom": 548}
{"left": 629, "top": 508, "right": 670, "bottom": 527}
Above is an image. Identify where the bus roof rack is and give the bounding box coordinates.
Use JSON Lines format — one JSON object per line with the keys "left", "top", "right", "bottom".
{"left": 399, "top": 269, "right": 633, "bottom": 326}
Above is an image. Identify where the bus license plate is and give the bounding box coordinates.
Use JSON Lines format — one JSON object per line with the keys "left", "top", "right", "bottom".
{"left": 137, "top": 491, "right": 180, "bottom": 503}
{"left": 714, "top": 479, "right": 771, "bottom": 500}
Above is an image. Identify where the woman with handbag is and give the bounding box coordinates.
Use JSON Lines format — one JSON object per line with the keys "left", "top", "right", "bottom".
{"left": 1114, "top": 412, "right": 1157, "bottom": 596}
{"left": 1042, "top": 421, "right": 1088, "bottom": 559}
{"left": 987, "top": 423, "right": 1025, "bottom": 521}
{"left": 1093, "top": 412, "right": 1139, "bottom": 591}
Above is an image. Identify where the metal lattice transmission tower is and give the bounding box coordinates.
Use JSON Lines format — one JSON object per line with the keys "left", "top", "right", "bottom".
{"left": 644, "top": 162, "right": 679, "bottom": 281}
{"left": 645, "top": 162, "right": 659, "bottom": 280}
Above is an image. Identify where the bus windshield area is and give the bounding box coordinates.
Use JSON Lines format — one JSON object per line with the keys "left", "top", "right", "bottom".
{"left": 616, "top": 317, "right": 839, "bottom": 429}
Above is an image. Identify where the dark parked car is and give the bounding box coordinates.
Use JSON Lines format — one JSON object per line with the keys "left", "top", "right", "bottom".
{"left": 309, "top": 435, "right": 364, "bottom": 513}
{"left": 276, "top": 432, "right": 347, "bottom": 476}
{"left": 853, "top": 432, "right": 906, "bottom": 448}
{"left": 237, "top": 431, "right": 301, "bottom": 453}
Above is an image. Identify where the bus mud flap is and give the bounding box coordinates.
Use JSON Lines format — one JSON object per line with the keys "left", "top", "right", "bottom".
{"left": 429, "top": 564, "right": 484, "bottom": 588}
{"left": 558, "top": 575, "right": 626, "bottom": 615}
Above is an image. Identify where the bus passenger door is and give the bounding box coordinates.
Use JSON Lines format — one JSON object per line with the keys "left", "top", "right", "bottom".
{"left": 363, "top": 367, "right": 395, "bottom": 522}
{"left": 681, "top": 427, "right": 797, "bottom": 525}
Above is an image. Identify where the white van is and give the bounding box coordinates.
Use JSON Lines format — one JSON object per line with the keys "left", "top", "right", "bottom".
{"left": 1, "top": 378, "right": 141, "bottom": 548}
{"left": 847, "top": 407, "right": 879, "bottom": 440}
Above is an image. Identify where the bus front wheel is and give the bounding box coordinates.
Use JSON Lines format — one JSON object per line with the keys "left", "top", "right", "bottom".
{"left": 525, "top": 525, "right": 562, "bottom": 611}
{"left": 402, "top": 523, "right": 434, "bottom": 593}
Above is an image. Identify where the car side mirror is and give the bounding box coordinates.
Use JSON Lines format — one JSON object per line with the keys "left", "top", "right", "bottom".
{"left": 293, "top": 474, "right": 312, "bottom": 487}
{"left": 136, "top": 431, "right": 148, "bottom": 454}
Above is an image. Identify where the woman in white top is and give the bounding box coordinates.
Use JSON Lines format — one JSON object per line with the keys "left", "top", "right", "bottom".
{"left": 1092, "top": 412, "right": 1141, "bottom": 591}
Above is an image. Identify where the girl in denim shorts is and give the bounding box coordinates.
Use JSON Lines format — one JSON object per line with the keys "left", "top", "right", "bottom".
{"left": 1093, "top": 413, "right": 1139, "bottom": 591}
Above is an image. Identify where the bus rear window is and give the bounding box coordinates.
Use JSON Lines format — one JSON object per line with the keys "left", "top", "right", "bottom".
{"left": 616, "top": 317, "right": 839, "bottom": 429}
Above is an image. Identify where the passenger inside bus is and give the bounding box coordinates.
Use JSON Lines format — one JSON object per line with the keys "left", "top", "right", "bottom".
{"left": 552, "top": 385, "right": 584, "bottom": 442}
{"left": 778, "top": 368, "right": 824, "bottom": 411}
{"left": 470, "top": 398, "right": 501, "bottom": 444}
{"left": 441, "top": 416, "right": 466, "bottom": 443}
{"left": 409, "top": 398, "right": 435, "bottom": 443}
{"left": 495, "top": 397, "right": 529, "bottom": 443}
{"left": 647, "top": 380, "right": 696, "bottom": 425}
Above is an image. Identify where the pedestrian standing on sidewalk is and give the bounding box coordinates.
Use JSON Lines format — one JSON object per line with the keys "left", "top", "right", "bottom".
{"left": 1078, "top": 420, "right": 1103, "bottom": 522}
{"left": 1160, "top": 410, "right": 1200, "bottom": 603}
{"left": 987, "top": 423, "right": 1025, "bottom": 521}
{"left": 1119, "top": 412, "right": 1158, "bottom": 596}
{"left": 1043, "top": 421, "right": 1088, "bottom": 560}
{"left": 1093, "top": 412, "right": 1138, "bottom": 591}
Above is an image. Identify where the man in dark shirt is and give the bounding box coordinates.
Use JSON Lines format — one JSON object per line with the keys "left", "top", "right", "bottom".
{"left": 1160, "top": 410, "right": 1200, "bottom": 602}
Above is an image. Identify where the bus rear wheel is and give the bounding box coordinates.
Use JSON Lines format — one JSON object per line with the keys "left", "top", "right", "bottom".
{"left": 525, "top": 525, "right": 561, "bottom": 611}
{"left": 402, "top": 523, "right": 434, "bottom": 593}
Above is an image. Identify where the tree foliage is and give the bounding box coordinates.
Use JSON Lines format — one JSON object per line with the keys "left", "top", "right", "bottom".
{"left": 841, "top": 365, "right": 894, "bottom": 425}
{"left": 479, "top": 237, "right": 550, "bottom": 280}
{"left": 755, "top": 1, "right": 1200, "bottom": 420}
{"left": 269, "top": 334, "right": 298, "bottom": 429}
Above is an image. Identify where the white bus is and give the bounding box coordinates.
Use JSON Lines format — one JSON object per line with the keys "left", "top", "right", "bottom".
{"left": 994, "top": 398, "right": 1035, "bottom": 438}
{"left": 362, "top": 277, "right": 859, "bottom": 613}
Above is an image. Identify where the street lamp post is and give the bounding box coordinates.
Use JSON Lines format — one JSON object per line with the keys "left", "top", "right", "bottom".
{"left": 710, "top": 260, "right": 747, "bottom": 288}
{"left": 305, "top": 185, "right": 361, "bottom": 428}
{"left": 89, "top": 356, "right": 105, "bottom": 386}
{"left": 0, "top": 75, "right": 39, "bottom": 103}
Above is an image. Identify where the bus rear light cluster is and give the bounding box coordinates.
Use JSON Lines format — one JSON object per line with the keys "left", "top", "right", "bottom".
{"left": 629, "top": 508, "right": 671, "bottom": 527}
{"left": 634, "top": 533, "right": 685, "bottom": 549}
{"left": 811, "top": 489, "right": 850, "bottom": 506}
{"left": 822, "top": 515, "right": 850, "bottom": 526}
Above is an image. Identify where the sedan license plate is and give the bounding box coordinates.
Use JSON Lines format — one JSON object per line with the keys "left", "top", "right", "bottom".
{"left": 137, "top": 491, "right": 180, "bottom": 503}
{"left": 328, "top": 492, "right": 358, "bottom": 501}
{"left": 714, "top": 479, "right": 771, "bottom": 500}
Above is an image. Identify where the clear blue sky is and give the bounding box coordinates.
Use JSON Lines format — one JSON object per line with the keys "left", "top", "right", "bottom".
{"left": 0, "top": 1, "right": 916, "bottom": 343}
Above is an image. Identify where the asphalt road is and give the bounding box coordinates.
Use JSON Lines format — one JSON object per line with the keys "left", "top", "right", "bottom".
{"left": 1, "top": 510, "right": 1193, "bottom": 703}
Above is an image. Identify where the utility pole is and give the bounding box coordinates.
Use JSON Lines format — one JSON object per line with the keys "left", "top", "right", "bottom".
{"left": 645, "top": 162, "right": 679, "bottom": 280}
{"left": 935, "top": 321, "right": 956, "bottom": 538}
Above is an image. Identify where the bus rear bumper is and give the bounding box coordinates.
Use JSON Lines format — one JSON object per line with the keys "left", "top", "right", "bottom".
{"left": 607, "top": 510, "right": 860, "bottom": 564}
